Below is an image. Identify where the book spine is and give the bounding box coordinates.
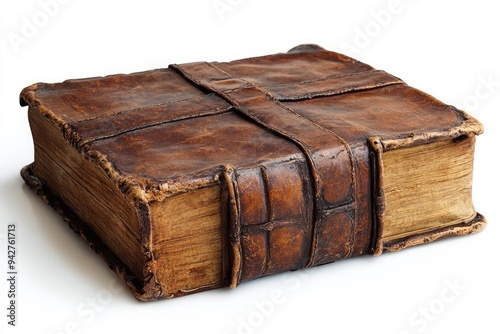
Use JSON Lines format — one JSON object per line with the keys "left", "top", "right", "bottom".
{"left": 224, "top": 160, "right": 314, "bottom": 287}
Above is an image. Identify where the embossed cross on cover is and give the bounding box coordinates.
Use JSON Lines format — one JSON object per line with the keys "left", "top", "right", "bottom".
{"left": 20, "top": 45, "right": 485, "bottom": 300}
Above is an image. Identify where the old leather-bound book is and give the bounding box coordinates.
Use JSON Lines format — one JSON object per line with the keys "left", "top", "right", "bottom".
{"left": 20, "top": 45, "right": 485, "bottom": 301}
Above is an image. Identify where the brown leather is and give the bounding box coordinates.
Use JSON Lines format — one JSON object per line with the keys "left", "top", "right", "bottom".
{"left": 20, "top": 44, "right": 484, "bottom": 298}
{"left": 169, "top": 59, "right": 398, "bottom": 286}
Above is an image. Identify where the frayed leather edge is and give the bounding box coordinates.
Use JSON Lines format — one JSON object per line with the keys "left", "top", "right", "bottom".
{"left": 382, "top": 213, "right": 486, "bottom": 252}
{"left": 380, "top": 108, "right": 483, "bottom": 151}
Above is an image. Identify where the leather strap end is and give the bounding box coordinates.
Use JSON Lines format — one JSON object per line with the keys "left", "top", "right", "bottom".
{"left": 222, "top": 165, "right": 243, "bottom": 288}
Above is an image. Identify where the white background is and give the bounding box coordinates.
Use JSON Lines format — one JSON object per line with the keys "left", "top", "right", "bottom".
{"left": 1, "top": 1, "right": 499, "bottom": 333}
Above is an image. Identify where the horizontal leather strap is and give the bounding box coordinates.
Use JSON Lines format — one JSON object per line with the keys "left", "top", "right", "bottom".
{"left": 70, "top": 93, "right": 231, "bottom": 146}
{"left": 267, "top": 70, "right": 403, "bottom": 101}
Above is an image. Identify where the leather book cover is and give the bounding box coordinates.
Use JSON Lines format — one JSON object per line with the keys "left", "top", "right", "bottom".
{"left": 19, "top": 44, "right": 485, "bottom": 300}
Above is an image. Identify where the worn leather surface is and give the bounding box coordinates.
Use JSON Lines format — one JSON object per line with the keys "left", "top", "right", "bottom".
{"left": 20, "top": 44, "right": 484, "bottom": 298}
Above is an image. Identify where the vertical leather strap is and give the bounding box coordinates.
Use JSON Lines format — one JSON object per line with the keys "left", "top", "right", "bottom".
{"left": 172, "top": 62, "right": 358, "bottom": 287}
